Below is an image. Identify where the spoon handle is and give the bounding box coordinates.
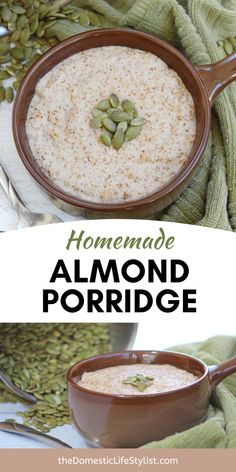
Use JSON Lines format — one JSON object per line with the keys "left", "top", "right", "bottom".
{"left": 0, "top": 422, "right": 72, "bottom": 448}
{"left": 0, "top": 369, "right": 37, "bottom": 403}
{"left": 0, "top": 165, "right": 26, "bottom": 212}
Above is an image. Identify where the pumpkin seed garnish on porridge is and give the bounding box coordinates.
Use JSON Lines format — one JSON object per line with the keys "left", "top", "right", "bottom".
{"left": 123, "top": 374, "right": 154, "bottom": 392}
{"left": 90, "top": 93, "right": 146, "bottom": 150}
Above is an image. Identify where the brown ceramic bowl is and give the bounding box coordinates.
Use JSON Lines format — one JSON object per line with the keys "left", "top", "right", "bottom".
{"left": 67, "top": 350, "right": 236, "bottom": 448}
{"left": 13, "top": 29, "right": 236, "bottom": 218}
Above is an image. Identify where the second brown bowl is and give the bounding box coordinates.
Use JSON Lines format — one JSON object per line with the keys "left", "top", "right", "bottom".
{"left": 67, "top": 350, "right": 236, "bottom": 447}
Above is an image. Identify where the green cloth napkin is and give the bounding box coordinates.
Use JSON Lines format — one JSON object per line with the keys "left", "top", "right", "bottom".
{"left": 142, "top": 335, "right": 236, "bottom": 448}
{"left": 73, "top": 0, "right": 236, "bottom": 231}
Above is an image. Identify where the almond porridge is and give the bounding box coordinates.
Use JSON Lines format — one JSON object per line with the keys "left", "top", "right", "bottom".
{"left": 26, "top": 46, "right": 196, "bottom": 204}
{"left": 77, "top": 364, "right": 198, "bottom": 395}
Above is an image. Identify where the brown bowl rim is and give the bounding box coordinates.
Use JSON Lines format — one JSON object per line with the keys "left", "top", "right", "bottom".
{"left": 67, "top": 349, "right": 209, "bottom": 399}
{"left": 12, "top": 29, "right": 211, "bottom": 212}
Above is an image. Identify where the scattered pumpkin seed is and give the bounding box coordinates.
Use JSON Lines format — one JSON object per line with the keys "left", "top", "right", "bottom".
{"left": 103, "top": 117, "right": 117, "bottom": 133}
{"left": 0, "top": 69, "right": 10, "bottom": 80}
{"left": 0, "top": 54, "right": 10, "bottom": 63}
{"left": 16, "top": 14, "right": 28, "bottom": 29}
{"left": 97, "top": 99, "right": 111, "bottom": 111}
{"left": 89, "top": 12, "right": 101, "bottom": 26}
{"left": 90, "top": 115, "right": 104, "bottom": 128}
{"left": 79, "top": 12, "right": 90, "bottom": 27}
{"left": 2, "top": 6, "right": 11, "bottom": 22}
{"left": 11, "top": 46, "right": 25, "bottom": 59}
{"left": 125, "top": 125, "right": 142, "bottom": 141}
{"left": 0, "top": 85, "right": 5, "bottom": 101}
{"left": 92, "top": 108, "right": 105, "bottom": 117}
{"left": 107, "top": 107, "right": 120, "bottom": 116}
{"left": 122, "top": 99, "right": 135, "bottom": 112}
{"left": 0, "top": 41, "right": 9, "bottom": 54}
{"left": 5, "top": 86, "right": 14, "bottom": 102}
{"left": 0, "top": 324, "right": 111, "bottom": 432}
{"left": 11, "top": 29, "right": 20, "bottom": 42}
{"left": 131, "top": 116, "right": 145, "bottom": 126}
{"left": 113, "top": 130, "right": 125, "bottom": 150}
{"left": 117, "top": 121, "right": 128, "bottom": 132}
{"left": 11, "top": 5, "right": 26, "bottom": 15}
{"left": 100, "top": 129, "right": 112, "bottom": 146}
{"left": 110, "top": 110, "right": 131, "bottom": 123}
{"left": 0, "top": 2, "right": 119, "bottom": 104}
{"left": 110, "top": 93, "right": 119, "bottom": 108}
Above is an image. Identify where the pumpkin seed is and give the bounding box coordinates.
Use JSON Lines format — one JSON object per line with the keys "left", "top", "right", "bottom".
{"left": 113, "top": 130, "right": 125, "bottom": 150}
{"left": 79, "top": 12, "right": 90, "bottom": 27}
{"left": 92, "top": 108, "right": 104, "bottom": 118}
{"left": 125, "top": 126, "right": 142, "bottom": 141}
{"left": 11, "top": 46, "right": 25, "bottom": 59}
{"left": 11, "top": 29, "right": 20, "bottom": 42}
{"left": 16, "top": 14, "right": 28, "bottom": 30}
{"left": 103, "top": 117, "right": 117, "bottom": 133}
{"left": 110, "top": 93, "right": 119, "bottom": 108}
{"left": 2, "top": 6, "right": 11, "bottom": 22}
{"left": 30, "top": 17, "right": 38, "bottom": 34}
{"left": 122, "top": 99, "right": 135, "bottom": 112}
{"left": 0, "top": 85, "right": 5, "bottom": 101}
{"left": 109, "top": 110, "right": 131, "bottom": 122}
{"left": 37, "top": 22, "right": 45, "bottom": 37}
{"left": 107, "top": 107, "right": 120, "bottom": 116}
{"left": 5, "top": 65, "right": 15, "bottom": 75}
{"left": 97, "top": 99, "right": 110, "bottom": 111}
{"left": 90, "top": 115, "right": 105, "bottom": 128}
{"left": 5, "top": 86, "right": 14, "bottom": 102}
{"left": 224, "top": 40, "right": 233, "bottom": 55}
{"left": 11, "top": 5, "right": 26, "bottom": 14}
{"left": 0, "top": 69, "right": 10, "bottom": 79}
{"left": 89, "top": 12, "right": 101, "bottom": 26}
{"left": 0, "top": 41, "right": 9, "bottom": 54}
{"left": 20, "top": 26, "right": 31, "bottom": 44}
{"left": 26, "top": 4, "right": 34, "bottom": 18}
{"left": 0, "top": 324, "right": 110, "bottom": 432}
{"left": 0, "top": 54, "right": 10, "bottom": 63}
{"left": 117, "top": 121, "right": 128, "bottom": 132}
{"left": 100, "top": 130, "right": 112, "bottom": 146}
{"left": 130, "top": 116, "right": 145, "bottom": 126}
{"left": 24, "top": 46, "right": 33, "bottom": 60}
{"left": 69, "top": 11, "right": 80, "bottom": 22}
{"left": 63, "top": 7, "right": 77, "bottom": 15}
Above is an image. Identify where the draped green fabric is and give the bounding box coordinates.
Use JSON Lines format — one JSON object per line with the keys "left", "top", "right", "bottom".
{"left": 143, "top": 335, "right": 236, "bottom": 448}
{"left": 74, "top": 0, "right": 236, "bottom": 230}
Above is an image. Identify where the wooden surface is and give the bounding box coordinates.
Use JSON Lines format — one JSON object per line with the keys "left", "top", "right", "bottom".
{"left": 0, "top": 102, "right": 79, "bottom": 231}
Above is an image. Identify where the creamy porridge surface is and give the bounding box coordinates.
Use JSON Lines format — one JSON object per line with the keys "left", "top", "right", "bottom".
{"left": 77, "top": 364, "right": 198, "bottom": 395}
{"left": 26, "top": 46, "right": 196, "bottom": 203}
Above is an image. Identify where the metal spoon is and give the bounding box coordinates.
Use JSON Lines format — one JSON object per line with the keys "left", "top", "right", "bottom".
{"left": 0, "top": 369, "right": 37, "bottom": 403}
{"left": 0, "top": 165, "right": 62, "bottom": 228}
{"left": 0, "top": 26, "right": 10, "bottom": 37}
{"left": 0, "top": 421, "right": 72, "bottom": 448}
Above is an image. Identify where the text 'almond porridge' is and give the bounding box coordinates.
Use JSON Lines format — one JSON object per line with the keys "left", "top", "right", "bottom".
{"left": 77, "top": 364, "right": 198, "bottom": 395}
{"left": 26, "top": 46, "right": 196, "bottom": 204}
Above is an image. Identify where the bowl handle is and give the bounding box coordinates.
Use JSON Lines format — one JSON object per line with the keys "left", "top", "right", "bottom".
{"left": 209, "top": 355, "right": 236, "bottom": 390}
{"left": 196, "top": 52, "right": 236, "bottom": 106}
